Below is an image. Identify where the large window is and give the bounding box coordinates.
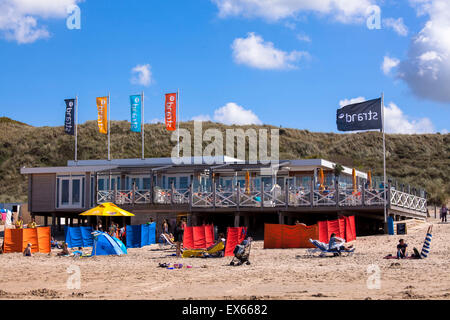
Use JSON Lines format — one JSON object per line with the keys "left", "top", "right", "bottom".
{"left": 56, "top": 175, "right": 84, "bottom": 208}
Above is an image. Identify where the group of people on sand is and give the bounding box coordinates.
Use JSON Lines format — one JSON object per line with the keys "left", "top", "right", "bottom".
{"left": 13, "top": 216, "right": 37, "bottom": 229}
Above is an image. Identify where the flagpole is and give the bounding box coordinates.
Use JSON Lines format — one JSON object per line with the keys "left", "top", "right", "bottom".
{"left": 141, "top": 91, "right": 145, "bottom": 160}
{"left": 177, "top": 88, "right": 180, "bottom": 158}
{"left": 108, "top": 92, "right": 111, "bottom": 161}
{"left": 75, "top": 95, "right": 78, "bottom": 163}
{"left": 382, "top": 92, "right": 387, "bottom": 224}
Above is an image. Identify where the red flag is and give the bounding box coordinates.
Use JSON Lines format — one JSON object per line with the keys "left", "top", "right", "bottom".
{"left": 165, "top": 93, "right": 177, "bottom": 131}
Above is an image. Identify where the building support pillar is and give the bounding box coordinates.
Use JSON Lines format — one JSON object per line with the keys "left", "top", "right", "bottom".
{"left": 278, "top": 212, "right": 284, "bottom": 225}
{"left": 44, "top": 215, "right": 48, "bottom": 227}
{"left": 234, "top": 214, "right": 240, "bottom": 227}
{"left": 244, "top": 215, "right": 250, "bottom": 228}
{"left": 51, "top": 213, "right": 56, "bottom": 235}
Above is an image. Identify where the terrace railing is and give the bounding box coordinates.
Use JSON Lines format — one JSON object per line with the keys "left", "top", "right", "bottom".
{"left": 288, "top": 188, "right": 311, "bottom": 207}
{"left": 338, "top": 187, "right": 362, "bottom": 207}
{"left": 97, "top": 190, "right": 114, "bottom": 204}
{"left": 313, "top": 188, "right": 337, "bottom": 206}
{"left": 390, "top": 189, "right": 427, "bottom": 213}
{"left": 95, "top": 184, "right": 427, "bottom": 215}
{"left": 192, "top": 191, "right": 214, "bottom": 207}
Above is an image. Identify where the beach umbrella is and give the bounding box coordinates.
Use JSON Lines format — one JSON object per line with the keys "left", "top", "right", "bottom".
{"left": 245, "top": 171, "right": 250, "bottom": 195}
{"left": 319, "top": 168, "right": 324, "bottom": 191}
{"left": 352, "top": 168, "right": 357, "bottom": 194}
{"left": 79, "top": 202, "right": 135, "bottom": 217}
{"left": 367, "top": 170, "right": 372, "bottom": 189}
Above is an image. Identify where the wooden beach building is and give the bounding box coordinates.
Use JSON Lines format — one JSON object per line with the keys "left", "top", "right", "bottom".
{"left": 20, "top": 157, "right": 427, "bottom": 237}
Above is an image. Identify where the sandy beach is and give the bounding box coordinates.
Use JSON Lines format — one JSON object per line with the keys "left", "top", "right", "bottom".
{"left": 0, "top": 219, "right": 449, "bottom": 300}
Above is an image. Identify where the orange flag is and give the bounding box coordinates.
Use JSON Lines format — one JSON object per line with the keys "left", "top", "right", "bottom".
{"left": 165, "top": 93, "right": 177, "bottom": 131}
{"left": 96, "top": 97, "right": 108, "bottom": 134}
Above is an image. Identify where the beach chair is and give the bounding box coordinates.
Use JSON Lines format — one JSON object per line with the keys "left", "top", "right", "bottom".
{"left": 159, "top": 233, "right": 176, "bottom": 249}
{"left": 182, "top": 241, "right": 225, "bottom": 258}
{"left": 420, "top": 225, "right": 432, "bottom": 259}
{"left": 307, "top": 239, "right": 355, "bottom": 257}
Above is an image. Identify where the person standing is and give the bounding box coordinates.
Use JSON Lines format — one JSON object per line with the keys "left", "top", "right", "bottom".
{"left": 174, "top": 220, "right": 184, "bottom": 258}
{"left": 162, "top": 219, "right": 169, "bottom": 234}
{"left": 15, "top": 216, "right": 23, "bottom": 229}
{"left": 441, "top": 204, "right": 448, "bottom": 223}
{"left": 28, "top": 217, "right": 37, "bottom": 228}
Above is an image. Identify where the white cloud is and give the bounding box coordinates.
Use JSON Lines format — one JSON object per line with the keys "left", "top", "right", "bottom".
{"left": 297, "top": 33, "right": 311, "bottom": 42}
{"left": 212, "top": 0, "right": 375, "bottom": 23}
{"left": 130, "top": 64, "right": 152, "bottom": 86}
{"left": 0, "top": 0, "right": 82, "bottom": 44}
{"left": 397, "top": 0, "right": 450, "bottom": 103}
{"left": 384, "top": 102, "right": 435, "bottom": 134}
{"left": 232, "top": 32, "right": 309, "bottom": 70}
{"left": 382, "top": 56, "right": 400, "bottom": 75}
{"left": 192, "top": 102, "right": 262, "bottom": 125}
{"left": 213, "top": 102, "right": 262, "bottom": 125}
{"left": 383, "top": 17, "right": 409, "bottom": 36}
{"left": 339, "top": 97, "right": 366, "bottom": 108}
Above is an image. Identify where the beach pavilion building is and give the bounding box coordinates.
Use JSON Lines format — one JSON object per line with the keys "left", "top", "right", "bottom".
{"left": 20, "top": 157, "right": 427, "bottom": 237}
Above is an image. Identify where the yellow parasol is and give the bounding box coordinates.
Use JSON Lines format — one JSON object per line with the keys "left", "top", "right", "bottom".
{"left": 79, "top": 202, "right": 135, "bottom": 217}
{"left": 245, "top": 171, "right": 250, "bottom": 195}
{"left": 319, "top": 168, "right": 325, "bottom": 191}
{"left": 352, "top": 168, "right": 357, "bottom": 194}
{"left": 367, "top": 170, "right": 372, "bottom": 189}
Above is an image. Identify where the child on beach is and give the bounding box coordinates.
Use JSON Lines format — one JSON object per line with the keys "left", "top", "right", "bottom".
{"left": 397, "top": 239, "right": 408, "bottom": 259}
{"left": 23, "top": 243, "right": 32, "bottom": 257}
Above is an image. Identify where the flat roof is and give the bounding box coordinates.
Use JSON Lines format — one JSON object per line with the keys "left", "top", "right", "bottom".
{"left": 20, "top": 157, "right": 367, "bottom": 178}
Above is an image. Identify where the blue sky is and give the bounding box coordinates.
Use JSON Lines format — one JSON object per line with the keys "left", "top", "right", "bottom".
{"left": 0, "top": 0, "right": 449, "bottom": 134}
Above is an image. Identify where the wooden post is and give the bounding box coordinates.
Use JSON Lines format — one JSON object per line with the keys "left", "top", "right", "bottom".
{"left": 285, "top": 180, "right": 289, "bottom": 208}
{"left": 278, "top": 212, "right": 284, "bottom": 225}
{"left": 51, "top": 213, "right": 56, "bottom": 234}
{"left": 170, "top": 182, "right": 174, "bottom": 205}
{"left": 244, "top": 215, "right": 250, "bottom": 228}
{"left": 94, "top": 172, "right": 98, "bottom": 205}
{"left": 132, "top": 182, "right": 136, "bottom": 206}
{"left": 114, "top": 180, "right": 117, "bottom": 204}
{"left": 261, "top": 178, "right": 264, "bottom": 209}
{"left": 310, "top": 178, "right": 314, "bottom": 208}
{"left": 188, "top": 183, "right": 192, "bottom": 212}
{"left": 150, "top": 171, "right": 154, "bottom": 204}
{"left": 361, "top": 182, "right": 365, "bottom": 206}
{"left": 213, "top": 179, "right": 216, "bottom": 209}
{"left": 234, "top": 214, "right": 240, "bottom": 227}
{"left": 44, "top": 215, "right": 48, "bottom": 227}
{"left": 237, "top": 182, "right": 240, "bottom": 210}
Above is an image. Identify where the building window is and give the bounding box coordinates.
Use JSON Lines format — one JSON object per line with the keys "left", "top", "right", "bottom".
{"left": 57, "top": 175, "right": 84, "bottom": 208}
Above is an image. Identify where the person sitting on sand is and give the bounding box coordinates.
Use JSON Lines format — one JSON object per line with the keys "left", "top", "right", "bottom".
{"left": 51, "top": 237, "right": 61, "bottom": 249}
{"left": 397, "top": 239, "right": 408, "bottom": 259}
{"left": 57, "top": 243, "right": 71, "bottom": 256}
{"left": 328, "top": 233, "right": 353, "bottom": 253}
{"left": 23, "top": 243, "right": 32, "bottom": 256}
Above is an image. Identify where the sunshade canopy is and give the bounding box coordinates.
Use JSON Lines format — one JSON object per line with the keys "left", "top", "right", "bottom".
{"left": 79, "top": 202, "right": 135, "bottom": 217}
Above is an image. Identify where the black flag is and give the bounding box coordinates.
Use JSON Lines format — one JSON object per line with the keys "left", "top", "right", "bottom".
{"left": 64, "top": 98, "right": 75, "bottom": 135}
{"left": 337, "top": 98, "right": 382, "bottom": 131}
